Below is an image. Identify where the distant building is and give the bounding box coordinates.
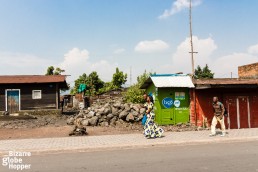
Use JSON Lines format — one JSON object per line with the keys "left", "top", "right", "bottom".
{"left": 0, "top": 75, "right": 68, "bottom": 113}
{"left": 238, "top": 62, "right": 258, "bottom": 79}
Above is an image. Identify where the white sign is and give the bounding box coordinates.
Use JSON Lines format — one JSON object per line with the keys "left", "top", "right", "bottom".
{"left": 175, "top": 92, "right": 185, "bottom": 100}
{"left": 174, "top": 100, "right": 181, "bottom": 108}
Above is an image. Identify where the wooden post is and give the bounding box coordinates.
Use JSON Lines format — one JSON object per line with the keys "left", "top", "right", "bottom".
{"left": 189, "top": 0, "right": 198, "bottom": 77}
{"left": 56, "top": 83, "right": 59, "bottom": 109}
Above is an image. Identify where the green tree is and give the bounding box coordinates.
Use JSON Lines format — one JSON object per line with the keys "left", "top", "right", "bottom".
{"left": 194, "top": 65, "right": 202, "bottom": 78}
{"left": 136, "top": 70, "right": 151, "bottom": 87}
{"left": 88, "top": 71, "right": 104, "bottom": 94}
{"left": 124, "top": 70, "right": 151, "bottom": 103}
{"left": 112, "top": 68, "right": 127, "bottom": 88}
{"left": 46, "top": 66, "right": 54, "bottom": 75}
{"left": 70, "top": 71, "right": 104, "bottom": 96}
{"left": 45, "top": 66, "right": 65, "bottom": 75}
{"left": 70, "top": 73, "right": 88, "bottom": 95}
{"left": 54, "top": 67, "right": 65, "bottom": 75}
{"left": 45, "top": 66, "right": 68, "bottom": 91}
{"left": 194, "top": 64, "right": 214, "bottom": 79}
{"left": 98, "top": 68, "right": 128, "bottom": 94}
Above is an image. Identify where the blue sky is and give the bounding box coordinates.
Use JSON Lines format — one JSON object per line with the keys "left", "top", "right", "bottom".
{"left": 1, "top": 0, "right": 258, "bottom": 84}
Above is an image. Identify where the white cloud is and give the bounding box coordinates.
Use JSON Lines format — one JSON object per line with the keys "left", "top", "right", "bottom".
{"left": 212, "top": 53, "right": 258, "bottom": 78}
{"left": 62, "top": 48, "right": 89, "bottom": 66}
{"left": 159, "top": 0, "right": 202, "bottom": 19}
{"left": 211, "top": 43, "right": 258, "bottom": 77}
{"left": 59, "top": 48, "right": 118, "bottom": 83}
{"left": 134, "top": 40, "right": 169, "bottom": 53}
{"left": 0, "top": 48, "right": 119, "bottom": 85}
{"left": 248, "top": 44, "right": 258, "bottom": 54}
{"left": 168, "top": 37, "right": 258, "bottom": 78}
{"left": 171, "top": 36, "right": 217, "bottom": 74}
{"left": 0, "top": 52, "right": 54, "bottom": 75}
{"left": 113, "top": 48, "right": 125, "bottom": 54}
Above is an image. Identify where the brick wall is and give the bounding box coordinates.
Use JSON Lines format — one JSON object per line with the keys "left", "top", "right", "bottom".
{"left": 238, "top": 62, "right": 258, "bottom": 79}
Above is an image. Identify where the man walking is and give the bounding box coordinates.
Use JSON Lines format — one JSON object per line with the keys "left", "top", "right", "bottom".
{"left": 209, "top": 97, "right": 226, "bottom": 137}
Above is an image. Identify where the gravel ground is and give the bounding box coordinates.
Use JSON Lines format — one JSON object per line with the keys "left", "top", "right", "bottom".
{"left": 0, "top": 113, "right": 204, "bottom": 140}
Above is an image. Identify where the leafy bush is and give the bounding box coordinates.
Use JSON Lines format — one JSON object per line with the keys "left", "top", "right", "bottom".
{"left": 71, "top": 68, "right": 128, "bottom": 96}
{"left": 123, "top": 71, "right": 150, "bottom": 103}
{"left": 97, "top": 82, "right": 116, "bottom": 94}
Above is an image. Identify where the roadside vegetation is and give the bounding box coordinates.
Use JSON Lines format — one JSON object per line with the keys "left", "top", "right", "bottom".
{"left": 45, "top": 64, "right": 214, "bottom": 103}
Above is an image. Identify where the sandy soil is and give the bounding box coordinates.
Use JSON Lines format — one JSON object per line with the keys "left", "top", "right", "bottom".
{"left": 0, "top": 125, "right": 143, "bottom": 140}
{"left": 0, "top": 114, "right": 198, "bottom": 140}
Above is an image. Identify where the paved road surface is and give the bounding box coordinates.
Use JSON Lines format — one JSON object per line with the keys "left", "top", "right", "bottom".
{"left": 1, "top": 128, "right": 258, "bottom": 154}
{"left": 1, "top": 141, "right": 258, "bottom": 172}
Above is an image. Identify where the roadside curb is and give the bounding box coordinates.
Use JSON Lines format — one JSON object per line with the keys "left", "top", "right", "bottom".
{"left": 1, "top": 131, "right": 257, "bottom": 155}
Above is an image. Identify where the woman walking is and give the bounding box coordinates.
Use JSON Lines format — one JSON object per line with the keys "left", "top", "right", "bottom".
{"left": 144, "top": 95, "right": 164, "bottom": 139}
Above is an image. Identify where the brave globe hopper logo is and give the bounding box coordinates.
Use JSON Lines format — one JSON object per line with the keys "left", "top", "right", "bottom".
{"left": 162, "top": 97, "right": 174, "bottom": 108}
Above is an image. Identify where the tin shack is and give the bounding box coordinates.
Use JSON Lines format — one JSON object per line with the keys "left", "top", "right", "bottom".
{"left": 141, "top": 74, "right": 194, "bottom": 125}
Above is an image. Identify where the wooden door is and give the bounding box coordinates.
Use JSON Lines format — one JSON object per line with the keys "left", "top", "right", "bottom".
{"left": 225, "top": 96, "right": 238, "bottom": 129}
{"left": 238, "top": 97, "right": 249, "bottom": 128}
{"left": 6, "top": 90, "right": 20, "bottom": 113}
{"left": 251, "top": 95, "right": 258, "bottom": 128}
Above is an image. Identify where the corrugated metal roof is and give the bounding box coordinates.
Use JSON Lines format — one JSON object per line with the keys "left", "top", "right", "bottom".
{"left": 141, "top": 74, "right": 195, "bottom": 89}
{"left": 0, "top": 75, "right": 67, "bottom": 84}
{"left": 194, "top": 78, "right": 258, "bottom": 85}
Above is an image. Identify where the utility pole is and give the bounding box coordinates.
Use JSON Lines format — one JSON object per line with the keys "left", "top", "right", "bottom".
{"left": 189, "top": 0, "right": 198, "bottom": 126}
{"left": 189, "top": 0, "right": 198, "bottom": 77}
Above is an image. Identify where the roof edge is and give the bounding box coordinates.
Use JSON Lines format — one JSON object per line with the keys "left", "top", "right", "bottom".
{"left": 151, "top": 73, "right": 189, "bottom": 77}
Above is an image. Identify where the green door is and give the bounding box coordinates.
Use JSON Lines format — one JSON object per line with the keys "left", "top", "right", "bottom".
{"left": 174, "top": 108, "right": 190, "bottom": 124}
{"left": 146, "top": 85, "right": 190, "bottom": 125}
{"left": 157, "top": 88, "right": 190, "bottom": 125}
{"left": 174, "top": 90, "right": 190, "bottom": 124}
{"left": 161, "top": 109, "right": 174, "bottom": 124}
{"left": 158, "top": 88, "right": 175, "bottom": 125}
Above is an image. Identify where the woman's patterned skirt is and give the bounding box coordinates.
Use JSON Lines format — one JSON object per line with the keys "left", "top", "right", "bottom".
{"left": 144, "top": 112, "right": 164, "bottom": 138}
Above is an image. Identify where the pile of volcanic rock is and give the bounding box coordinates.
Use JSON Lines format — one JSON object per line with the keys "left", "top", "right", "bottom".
{"left": 67, "top": 98, "right": 145, "bottom": 134}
